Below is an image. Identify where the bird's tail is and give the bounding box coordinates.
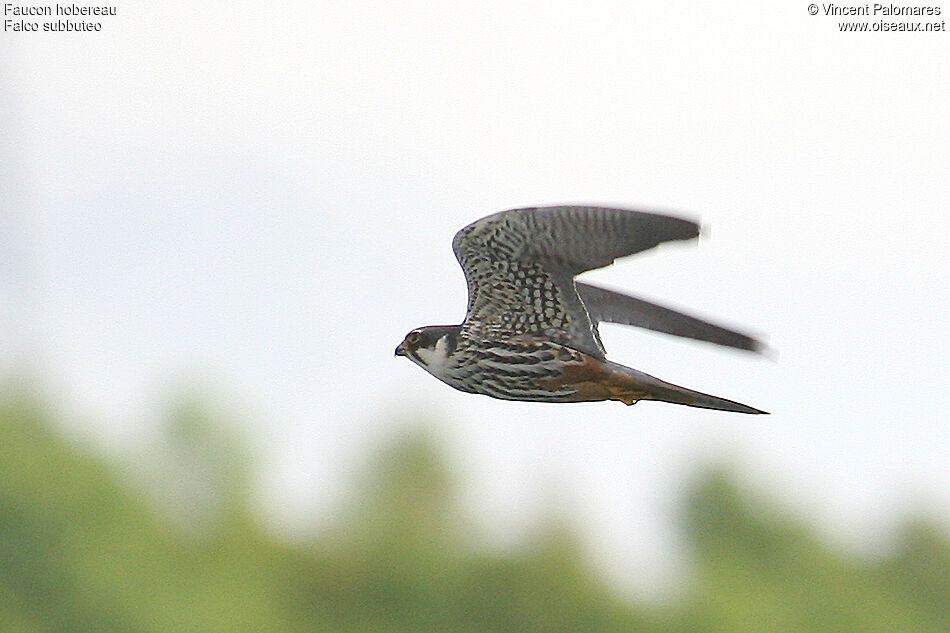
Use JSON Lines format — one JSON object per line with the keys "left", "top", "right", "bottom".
{"left": 604, "top": 361, "right": 768, "bottom": 415}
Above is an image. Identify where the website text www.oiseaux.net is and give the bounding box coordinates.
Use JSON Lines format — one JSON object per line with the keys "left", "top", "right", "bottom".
{"left": 815, "top": 3, "right": 946, "bottom": 32}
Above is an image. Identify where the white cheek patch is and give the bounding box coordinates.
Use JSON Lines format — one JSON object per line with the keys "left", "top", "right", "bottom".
{"left": 414, "top": 335, "right": 450, "bottom": 376}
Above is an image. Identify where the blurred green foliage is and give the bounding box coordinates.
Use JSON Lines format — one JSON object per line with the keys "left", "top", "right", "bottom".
{"left": 1, "top": 393, "right": 948, "bottom": 633}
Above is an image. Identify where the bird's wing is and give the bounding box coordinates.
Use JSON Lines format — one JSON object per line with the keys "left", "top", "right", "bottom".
{"left": 575, "top": 282, "right": 764, "bottom": 352}
{"left": 452, "top": 206, "right": 699, "bottom": 357}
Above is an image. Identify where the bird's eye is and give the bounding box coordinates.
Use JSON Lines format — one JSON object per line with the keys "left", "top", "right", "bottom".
{"left": 407, "top": 332, "right": 421, "bottom": 345}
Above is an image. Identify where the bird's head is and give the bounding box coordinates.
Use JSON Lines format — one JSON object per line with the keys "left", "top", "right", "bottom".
{"left": 395, "top": 325, "right": 461, "bottom": 375}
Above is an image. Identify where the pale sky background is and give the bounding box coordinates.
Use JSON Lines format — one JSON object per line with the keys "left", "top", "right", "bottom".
{"left": 2, "top": 1, "right": 948, "bottom": 596}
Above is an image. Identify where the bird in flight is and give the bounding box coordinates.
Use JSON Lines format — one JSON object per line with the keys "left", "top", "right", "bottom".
{"left": 396, "top": 206, "right": 768, "bottom": 414}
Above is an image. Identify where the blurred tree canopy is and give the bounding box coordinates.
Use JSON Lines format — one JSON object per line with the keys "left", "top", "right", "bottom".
{"left": 0, "top": 393, "right": 948, "bottom": 633}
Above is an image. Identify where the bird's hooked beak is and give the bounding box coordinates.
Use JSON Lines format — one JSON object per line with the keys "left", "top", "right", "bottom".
{"left": 395, "top": 342, "right": 407, "bottom": 357}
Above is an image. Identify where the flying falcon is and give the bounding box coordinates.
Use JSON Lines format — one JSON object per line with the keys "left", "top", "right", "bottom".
{"left": 395, "top": 206, "right": 768, "bottom": 414}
